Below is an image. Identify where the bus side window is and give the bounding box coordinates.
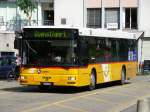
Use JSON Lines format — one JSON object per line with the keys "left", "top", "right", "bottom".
{"left": 111, "top": 40, "right": 118, "bottom": 62}
{"left": 118, "top": 39, "right": 128, "bottom": 61}
{"left": 79, "top": 38, "right": 89, "bottom": 65}
{"left": 103, "top": 39, "right": 112, "bottom": 62}
{"left": 88, "top": 38, "right": 97, "bottom": 63}
{"left": 94, "top": 39, "right": 105, "bottom": 62}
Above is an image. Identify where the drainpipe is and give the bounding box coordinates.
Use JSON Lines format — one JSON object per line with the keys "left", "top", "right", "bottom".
{"left": 37, "top": 0, "right": 39, "bottom": 26}
{"left": 119, "top": 0, "right": 122, "bottom": 30}
{"left": 83, "top": 0, "right": 85, "bottom": 27}
{"left": 15, "top": 0, "right": 17, "bottom": 31}
{"left": 101, "top": 0, "right": 105, "bottom": 29}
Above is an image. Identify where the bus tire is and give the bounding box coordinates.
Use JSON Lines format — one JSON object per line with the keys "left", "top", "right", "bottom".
{"left": 89, "top": 71, "right": 96, "bottom": 91}
{"left": 121, "top": 68, "right": 126, "bottom": 85}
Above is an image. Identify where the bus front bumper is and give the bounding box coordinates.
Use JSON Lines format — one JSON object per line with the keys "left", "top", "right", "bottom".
{"left": 19, "top": 74, "right": 80, "bottom": 87}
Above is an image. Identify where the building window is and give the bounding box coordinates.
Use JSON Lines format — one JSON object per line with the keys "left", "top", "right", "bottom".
{"left": 43, "top": 10, "right": 54, "bottom": 26}
{"left": 105, "top": 8, "right": 120, "bottom": 29}
{"left": 125, "top": 8, "right": 137, "bottom": 29}
{"left": 87, "top": 8, "right": 101, "bottom": 28}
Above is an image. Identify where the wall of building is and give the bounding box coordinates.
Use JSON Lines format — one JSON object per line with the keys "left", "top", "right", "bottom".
{"left": 86, "top": 0, "right": 138, "bottom": 29}
{"left": 137, "top": 0, "right": 150, "bottom": 67}
{"left": 86, "top": 0, "right": 101, "bottom": 8}
{"left": 0, "top": 0, "right": 148, "bottom": 66}
{"left": 0, "top": 31, "right": 18, "bottom": 55}
{"left": 87, "top": 0, "right": 138, "bottom": 8}
{"left": 0, "top": 1, "right": 43, "bottom": 31}
{"left": 0, "top": 1, "right": 42, "bottom": 56}
{"left": 103, "top": 0, "right": 120, "bottom": 7}
{"left": 54, "top": 0, "right": 85, "bottom": 27}
{"left": 142, "top": 38, "right": 150, "bottom": 60}
{"left": 139, "top": 0, "right": 150, "bottom": 37}
{"left": 122, "top": 0, "right": 138, "bottom": 7}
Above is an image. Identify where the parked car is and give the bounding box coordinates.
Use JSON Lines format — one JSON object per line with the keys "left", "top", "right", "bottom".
{"left": 0, "top": 56, "right": 17, "bottom": 79}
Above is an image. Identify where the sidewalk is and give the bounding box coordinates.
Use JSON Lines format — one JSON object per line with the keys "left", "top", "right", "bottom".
{"left": 120, "top": 75, "right": 150, "bottom": 112}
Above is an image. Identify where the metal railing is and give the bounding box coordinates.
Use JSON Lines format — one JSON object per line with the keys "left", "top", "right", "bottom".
{"left": 0, "top": 20, "right": 54, "bottom": 31}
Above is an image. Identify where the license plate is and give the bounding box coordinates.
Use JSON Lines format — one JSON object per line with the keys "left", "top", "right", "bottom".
{"left": 42, "top": 82, "right": 52, "bottom": 86}
{"left": 42, "top": 76, "right": 51, "bottom": 81}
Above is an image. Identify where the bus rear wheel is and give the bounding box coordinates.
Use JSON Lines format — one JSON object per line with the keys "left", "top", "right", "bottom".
{"left": 121, "top": 68, "right": 126, "bottom": 85}
{"left": 89, "top": 71, "right": 96, "bottom": 91}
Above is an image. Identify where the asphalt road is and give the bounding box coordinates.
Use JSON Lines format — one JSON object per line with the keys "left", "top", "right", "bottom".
{"left": 0, "top": 75, "right": 150, "bottom": 112}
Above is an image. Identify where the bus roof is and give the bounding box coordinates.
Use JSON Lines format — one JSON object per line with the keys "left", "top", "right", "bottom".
{"left": 79, "top": 28, "right": 144, "bottom": 40}
{"left": 23, "top": 26, "right": 77, "bottom": 30}
{"left": 23, "top": 26, "right": 143, "bottom": 40}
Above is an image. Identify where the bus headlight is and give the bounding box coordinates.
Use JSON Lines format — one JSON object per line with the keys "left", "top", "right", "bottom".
{"left": 20, "top": 76, "right": 27, "bottom": 80}
{"left": 68, "top": 76, "right": 76, "bottom": 81}
{"left": 37, "top": 69, "right": 41, "bottom": 74}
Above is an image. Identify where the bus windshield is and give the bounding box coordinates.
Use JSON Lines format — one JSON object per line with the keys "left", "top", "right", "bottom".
{"left": 22, "top": 39, "right": 78, "bottom": 66}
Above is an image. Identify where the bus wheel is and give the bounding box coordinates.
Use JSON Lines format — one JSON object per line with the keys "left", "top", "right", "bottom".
{"left": 121, "top": 68, "right": 126, "bottom": 85}
{"left": 89, "top": 71, "right": 96, "bottom": 91}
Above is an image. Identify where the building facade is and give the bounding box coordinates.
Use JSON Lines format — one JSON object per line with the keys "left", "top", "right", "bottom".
{"left": 0, "top": 0, "right": 54, "bottom": 56}
{"left": 54, "top": 0, "right": 138, "bottom": 30}
{"left": 138, "top": 0, "right": 150, "bottom": 63}
{"left": 0, "top": 0, "right": 54, "bottom": 31}
{"left": 0, "top": 0, "right": 150, "bottom": 71}
{"left": 54, "top": 0, "right": 150, "bottom": 71}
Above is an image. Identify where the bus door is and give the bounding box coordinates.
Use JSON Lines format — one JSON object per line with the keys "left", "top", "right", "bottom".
{"left": 77, "top": 37, "right": 89, "bottom": 85}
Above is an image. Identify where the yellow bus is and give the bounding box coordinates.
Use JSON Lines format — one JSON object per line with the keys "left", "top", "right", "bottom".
{"left": 16, "top": 26, "right": 138, "bottom": 90}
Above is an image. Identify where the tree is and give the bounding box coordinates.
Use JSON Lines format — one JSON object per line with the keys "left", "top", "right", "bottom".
{"left": 16, "top": 0, "right": 36, "bottom": 25}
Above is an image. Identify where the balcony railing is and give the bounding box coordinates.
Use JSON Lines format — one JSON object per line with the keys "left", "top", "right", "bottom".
{"left": 0, "top": 20, "right": 54, "bottom": 32}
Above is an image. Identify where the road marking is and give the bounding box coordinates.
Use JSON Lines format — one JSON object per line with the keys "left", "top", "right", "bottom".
{"left": 103, "top": 90, "right": 139, "bottom": 98}
{"left": 105, "top": 99, "right": 138, "bottom": 112}
{"left": 123, "top": 85, "right": 150, "bottom": 94}
{"left": 20, "top": 82, "right": 150, "bottom": 112}
{"left": 21, "top": 90, "right": 114, "bottom": 112}
{"left": 0, "top": 92, "right": 11, "bottom": 95}
{"left": 105, "top": 92, "right": 150, "bottom": 112}
{"left": 131, "top": 84, "right": 150, "bottom": 90}
{"left": 83, "top": 97, "right": 121, "bottom": 105}
{"left": 55, "top": 104, "right": 88, "bottom": 112}
{"left": 21, "top": 84, "right": 150, "bottom": 112}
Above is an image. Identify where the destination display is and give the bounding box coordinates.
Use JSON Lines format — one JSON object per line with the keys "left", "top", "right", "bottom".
{"left": 34, "top": 31, "right": 68, "bottom": 39}
{"left": 23, "top": 28, "right": 78, "bottom": 40}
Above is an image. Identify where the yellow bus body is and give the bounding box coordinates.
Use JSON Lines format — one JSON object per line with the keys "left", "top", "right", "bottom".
{"left": 20, "top": 61, "right": 137, "bottom": 87}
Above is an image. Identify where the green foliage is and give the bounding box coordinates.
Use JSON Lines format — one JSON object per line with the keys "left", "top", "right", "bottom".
{"left": 16, "top": 0, "right": 36, "bottom": 23}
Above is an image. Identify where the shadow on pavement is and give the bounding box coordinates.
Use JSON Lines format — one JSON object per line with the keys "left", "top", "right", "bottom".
{"left": 0, "top": 80, "right": 131, "bottom": 94}
{"left": 1, "top": 86, "right": 88, "bottom": 94}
